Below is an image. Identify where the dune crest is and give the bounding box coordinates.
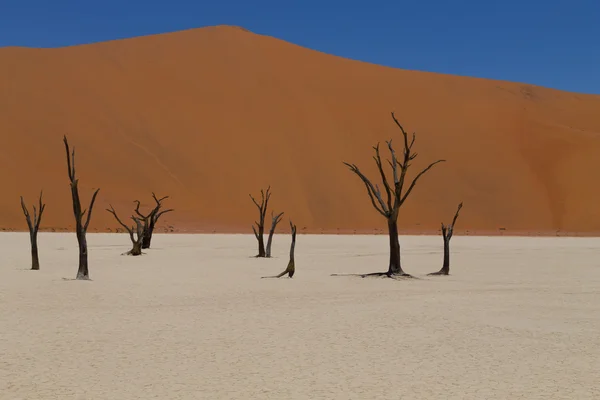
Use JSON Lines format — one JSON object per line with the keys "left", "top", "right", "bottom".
{"left": 1, "top": 25, "right": 600, "bottom": 235}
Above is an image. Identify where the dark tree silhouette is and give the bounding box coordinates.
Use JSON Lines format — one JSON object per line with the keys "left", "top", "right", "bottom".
{"left": 64, "top": 135, "right": 100, "bottom": 280}
{"left": 134, "top": 193, "right": 173, "bottom": 249}
{"left": 262, "top": 221, "right": 297, "bottom": 279}
{"left": 429, "top": 202, "right": 463, "bottom": 276}
{"left": 265, "top": 211, "right": 284, "bottom": 258}
{"left": 250, "top": 186, "right": 271, "bottom": 257}
{"left": 20, "top": 191, "right": 46, "bottom": 270}
{"left": 341, "top": 112, "right": 445, "bottom": 278}
{"left": 106, "top": 205, "right": 145, "bottom": 256}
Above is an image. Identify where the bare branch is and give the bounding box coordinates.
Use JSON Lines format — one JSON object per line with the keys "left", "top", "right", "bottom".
{"left": 343, "top": 162, "right": 388, "bottom": 217}
{"left": 451, "top": 202, "right": 463, "bottom": 228}
{"left": 84, "top": 188, "right": 100, "bottom": 232}
{"left": 35, "top": 191, "right": 46, "bottom": 231}
{"left": 263, "top": 186, "right": 271, "bottom": 219}
{"left": 106, "top": 204, "right": 134, "bottom": 242}
{"left": 131, "top": 215, "right": 145, "bottom": 238}
{"left": 252, "top": 224, "right": 260, "bottom": 240}
{"left": 71, "top": 148, "right": 76, "bottom": 178}
{"left": 390, "top": 112, "right": 413, "bottom": 163}
{"left": 154, "top": 208, "right": 174, "bottom": 222}
{"left": 447, "top": 202, "right": 463, "bottom": 238}
{"left": 63, "top": 135, "right": 75, "bottom": 182}
{"left": 272, "top": 211, "right": 284, "bottom": 225}
{"left": 386, "top": 140, "right": 400, "bottom": 185}
{"left": 249, "top": 193, "right": 262, "bottom": 209}
{"left": 20, "top": 196, "right": 33, "bottom": 232}
{"left": 152, "top": 192, "right": 169, "bottom": 206}
{"left": 372, "top": 143, "right": 393, "bottom": 211}
{"left": 399, "top": 159, "right": 445, "bottom": 206}
{"left": 133, "top": 200, "right": 150, "bottom": 218}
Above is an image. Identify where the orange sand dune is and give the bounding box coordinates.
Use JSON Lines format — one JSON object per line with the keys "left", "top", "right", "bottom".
{"left": 2, "top": 25, "right": 600, "bottom": 235}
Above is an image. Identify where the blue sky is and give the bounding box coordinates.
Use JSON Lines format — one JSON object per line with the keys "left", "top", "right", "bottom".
{"left": 1, "top": 0, "right": 599, "bottom": 94}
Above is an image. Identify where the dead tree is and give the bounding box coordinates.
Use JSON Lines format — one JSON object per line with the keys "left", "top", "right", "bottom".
{"left": 341, "top": 112, "right": 445, "bottom": 278}
{"left": 64, "top": 135, "right": 100, "bottom": 280}
{"left": 262, "top": 221, "right": 297, "bottom": 279}
{"left": 429, "top": 202, "right": 463, "bottom": 276}
{"left": 134, "top": 193, "right": 173, "bottom": 249}
{"left": 20, "top": 192, "right": 46, "bottom": 270}
{"left": 265, "top": 211, "right": 284, "bottom": 258}
{"left": 250, "top": 186, "right": 271, "bottom": 257}
{"left": 106, "top": 205, "right": 145, "bottom": 256}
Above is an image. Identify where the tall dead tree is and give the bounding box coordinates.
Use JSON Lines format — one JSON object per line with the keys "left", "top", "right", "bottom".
{"left": 342, "top": 112, "right": 445, "bottom": 278}
{"left": 262, "top": 221, "right": 297, "bottom": 279}
{"left": 106, "top": 205, "right": 145, "bottom": 256}
{"left": 265, "top": 211, "right": 284, "bottom": 258}
{"left": 250, "top": 186, "right": 271, "bottom": 257}
{"left": 20, "top": 192, "right": 46, "bottom": 270}
{"left": 64, "top": 135, "right": 100, "bottom": 280}
{"left": 429, "top": 202, "right": 463, "bottom": 276}
{"left": 134, "top": 193, "right": 173, "bottom": 249}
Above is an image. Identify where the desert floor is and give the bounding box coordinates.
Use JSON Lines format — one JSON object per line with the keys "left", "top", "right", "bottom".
{"left": 1, "top": 232, "right": 599, "bottom": 399}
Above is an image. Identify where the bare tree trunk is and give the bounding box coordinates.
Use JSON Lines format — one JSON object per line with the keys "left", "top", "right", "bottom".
{"left": 262, "top": 221, "right": 297, "bottom": 279}
{"left": 265, "top": 211, "right": 284, "bottom": 258}
{"left": 429, "top": 232, "right": 450, "bottom": 275}
{"left": 256, "top": 230, "right": 266, "bottom": 257}
{"left": 250, "top": 186, "right": 271, "bottom": 258}
{"left": 387, "top": 219, "right": 405, "bottom": 275}
{"left": 441, "top": 236, "right": 450, "bottom": 274}
{"left": 30, "top": 232, "right": 40, "bottom": 270}
{"left": 288, "top": 222, "right": 296, "bottom": 276}
{"left": 64, "top": 135, "right": 100, "bottom": 280}
{"left": 130, "top": 240, "right": 143, "bottom": 256}
{"left": 360, "top": 218, "right": 409, "bottom": 278}
{"left": 20, "top": 192, "right": 45, "bottom": 271}
{"left": 429, "top": 202, "right": 463, "bottom": 276}
{"left": 143, "top": 219, "right": 155, "bottom": 249}
{"left": 76, "top": 233, "right": 90, "bottom": 279}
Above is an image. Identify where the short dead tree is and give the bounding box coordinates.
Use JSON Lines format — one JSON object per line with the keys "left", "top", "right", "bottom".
{"left": 20, "top": 191, "right": 46, "bottom": 270}
{"left": 64, "top": 135, "right": 100, "bottom": 280}
{"left": 265, "top": 211, "right": 284, "bottom": 258}
{"left": 429, "top": 202, "right": 463, "bottom": 276}
{"left": 250, "top": 186, "right": 271, "bottom": 258}
{"left": 262, "top": 221, "right": 297, "bottom": 279}
{"left": 106, "top": 205, "right": 145, "bottom": 256}
{"left": 134, "top": 193, "right": 173, "bottom": 249}
{"left": 338, "top": 112, "right": 445, "bottom": 278}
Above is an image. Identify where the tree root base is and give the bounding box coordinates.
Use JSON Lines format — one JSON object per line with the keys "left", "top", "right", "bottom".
{"left": 123, "top": 251, "right": 144, "bottom": 256}
{"left": 331, "top": 272, "right": 415, "bottom": 279}
{"left": 62, "top": 277, "right": 93, "bottom": 282}
{"left": 427, "top": 270, "right": 449, "bottom": 276}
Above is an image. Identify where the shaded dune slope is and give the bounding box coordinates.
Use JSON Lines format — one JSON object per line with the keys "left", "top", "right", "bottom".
{"left": 2, "top": 25, "right": 600, "bottom": 235}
